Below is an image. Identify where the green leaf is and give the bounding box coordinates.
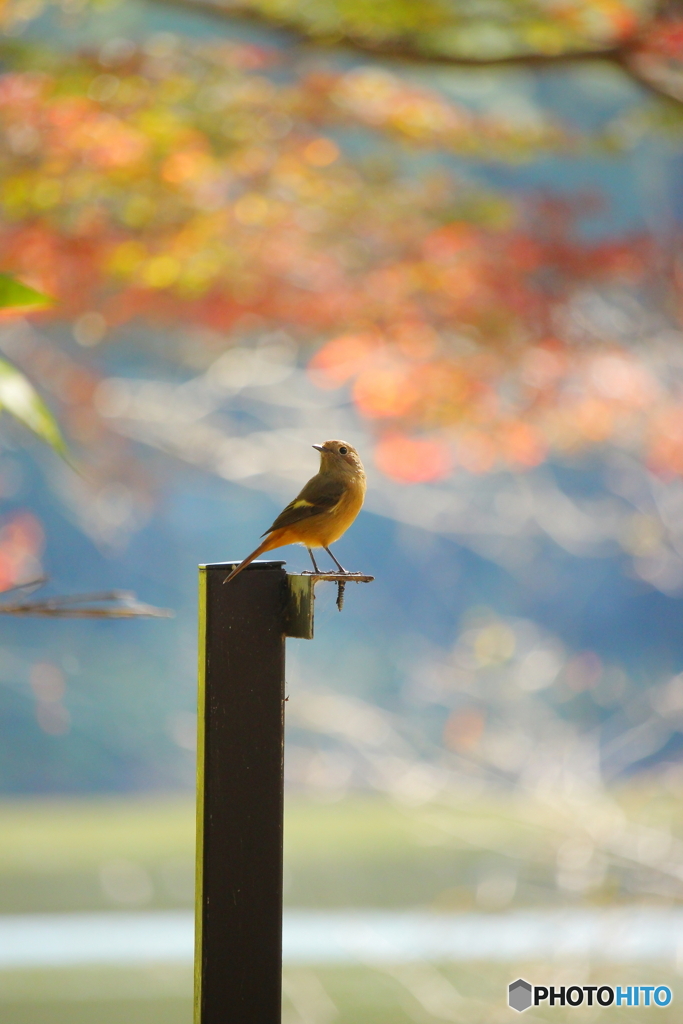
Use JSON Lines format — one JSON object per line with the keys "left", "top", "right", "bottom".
{"left": 0, "top": 274, "right": 52, "bottom": 312}
{"left": 0, "top": 357, "right": 66, "bottom": 455}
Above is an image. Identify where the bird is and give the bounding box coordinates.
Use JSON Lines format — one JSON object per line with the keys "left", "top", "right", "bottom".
{"left": 223, "top": 440, "right": 366, "bottom": 584}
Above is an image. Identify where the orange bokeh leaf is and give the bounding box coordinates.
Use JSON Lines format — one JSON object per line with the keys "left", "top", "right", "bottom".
{"left": 375, "top": 432, "right": 452, "bottom": 483}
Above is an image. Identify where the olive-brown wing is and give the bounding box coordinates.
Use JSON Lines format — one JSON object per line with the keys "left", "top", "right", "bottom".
{"left": 262, "top": 474, "right": 346, "bottom": 535}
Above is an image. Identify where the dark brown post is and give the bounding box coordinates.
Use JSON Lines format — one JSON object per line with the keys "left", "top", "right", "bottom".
{"left": 195, "top": 560, "right": 372, "bottom": 1023}
{"left": 195, "top": 560, "right": 287, "bottom": 1024}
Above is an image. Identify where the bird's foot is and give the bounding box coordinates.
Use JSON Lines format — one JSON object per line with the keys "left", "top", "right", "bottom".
{"left": 301, "top": 568, "right": 353, "bottom": 576}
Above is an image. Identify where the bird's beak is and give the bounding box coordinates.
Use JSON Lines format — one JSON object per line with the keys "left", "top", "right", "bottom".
{"left": 312, "top": 444, "right": 325, "bottom": 452}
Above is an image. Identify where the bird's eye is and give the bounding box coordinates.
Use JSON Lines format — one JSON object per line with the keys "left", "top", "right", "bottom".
{"left": 339, "top": 446, "right": 348, "bottom": 455}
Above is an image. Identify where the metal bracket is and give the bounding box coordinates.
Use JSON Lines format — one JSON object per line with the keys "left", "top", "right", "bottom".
{"left": 285, "top": 572, "right": 374, "bottom": 639}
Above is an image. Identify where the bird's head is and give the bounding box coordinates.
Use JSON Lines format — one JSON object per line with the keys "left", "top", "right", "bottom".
{"left": 313, "top": 440, "right": 364, "bottom": 476}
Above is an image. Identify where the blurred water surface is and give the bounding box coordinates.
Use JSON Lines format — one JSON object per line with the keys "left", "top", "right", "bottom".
{"left": 4, "top": 906, "right": 683, "bottom": 967}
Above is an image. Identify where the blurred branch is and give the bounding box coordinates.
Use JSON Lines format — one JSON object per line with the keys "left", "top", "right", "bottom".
{"left": 0, "top": 579, "right": 173, "bottom": 618}
{"left": 159, "top": 0, "right": 623, "bottom": 62}
{"left": 158, "top": 0, "right": 683, "bottom": 108}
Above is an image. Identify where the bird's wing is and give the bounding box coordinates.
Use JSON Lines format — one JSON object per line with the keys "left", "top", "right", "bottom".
{"left": 263, "top": 475, "right": 346, "bottom": 535}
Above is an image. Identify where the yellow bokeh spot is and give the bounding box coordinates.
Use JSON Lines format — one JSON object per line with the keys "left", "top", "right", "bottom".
{"left": 158, "top": 76, "right": 195, "bottom": 105}
{"left": 122, "top": 194, "right": 155, "bottom": 228}
{"left": 134, "top": 109, "right": 186, "bottom": 147}
{"left": 162, "top": 150, "right": 211, "bottom": 185}
{"left": 474, "top": 624, "right": 516, "bottom": 666}
{"left": 108, "top": 241, "right": 147, "bottom": 278}
{"left": 2, "top": 177, "right": 30, "bottom": 213}
{"left": 33, "top": 179, "right": 61, "bottom": 209}
{"left": 620, "top": 514, "right": 663, "bottom": 558}
{"left": 303, "top": 138, "right": 340, "bottom": 167}
{"left": 142, "top": 255, "right": 181, "bottom": 289}
{"left": 523, "top": 22, "right": 567, "bottom": 56}
{"left": 115, "top": 76, "right": 149, "bottom": 106}
{"left": 234, "top": 193, "right": 270, "bottom": 225}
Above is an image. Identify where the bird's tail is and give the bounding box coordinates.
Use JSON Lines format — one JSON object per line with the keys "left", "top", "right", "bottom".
{"left": 223, "top": 536, "right": 274, "bottom": 584}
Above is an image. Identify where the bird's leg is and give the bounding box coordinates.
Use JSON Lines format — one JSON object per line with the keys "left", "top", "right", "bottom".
{"left": 324, "top": 546, "right": 348, "bottom": 574}
{"left": 307, "top": 548, "right": 322, "bottom": 573}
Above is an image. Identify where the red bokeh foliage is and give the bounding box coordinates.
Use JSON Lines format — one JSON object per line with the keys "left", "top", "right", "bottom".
{"left": 1, "top": 41, "right": 683, "bottom": 484}
{"left": 0, "top": 512, "right": 44, "bottom": 591}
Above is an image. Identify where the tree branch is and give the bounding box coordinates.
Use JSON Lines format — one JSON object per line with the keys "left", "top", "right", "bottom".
{"left": 0, "top": 581, "right": 173, "bottom": 617}
{"left": 151, "top": 0, "right": 683, "bottom": 110}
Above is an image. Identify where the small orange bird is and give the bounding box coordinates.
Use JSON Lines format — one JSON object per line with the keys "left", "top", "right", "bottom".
{"left": 224, "top": 440, "right": 366, "bottom": 583}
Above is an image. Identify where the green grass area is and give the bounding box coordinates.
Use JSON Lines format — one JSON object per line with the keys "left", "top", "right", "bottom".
{"left": 1, "top": 784, "right": 682, "bottom": 912}
{"left": 0, "top": 789, "right": 682, "bottom": 1020}
{"left": 2, "top": 792, "right": 545, "bottom": 912}
{"left": 286, "top": 793, "right": 557, "bottom": 908}
{"left": 0, "top": 963, "right": 679, "bottom": 1024}
{"left": 0, "top": 965, "right": 193, "bottom": 1024}
{"left": 309, "top": 963, "right": 681, "bottom": 1024}
{"left": 0, "top": 795, "right": 195, "bottom": 912}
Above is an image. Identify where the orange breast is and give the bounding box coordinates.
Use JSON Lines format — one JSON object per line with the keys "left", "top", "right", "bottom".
{"left": 271, "top": 476, "right": 365, "bottom": 549}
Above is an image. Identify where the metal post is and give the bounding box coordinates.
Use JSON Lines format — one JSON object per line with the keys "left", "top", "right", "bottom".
{"left": 195, "top": 560, "right": 287, "bottom": 1024}
{"left": 195, "top": 560, "right": 372, "bottom": 1023}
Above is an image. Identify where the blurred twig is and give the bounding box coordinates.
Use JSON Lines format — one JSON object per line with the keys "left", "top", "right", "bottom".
{"left": 157, "top": 0, "right": 683, "bottom": 108}
{"left": 0, "top": 579, "right": 173, "bottom": 618}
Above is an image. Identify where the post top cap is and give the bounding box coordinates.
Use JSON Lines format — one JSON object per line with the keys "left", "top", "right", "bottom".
{"left": 200, "top": 560, "right": 286, "bottom": 570}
